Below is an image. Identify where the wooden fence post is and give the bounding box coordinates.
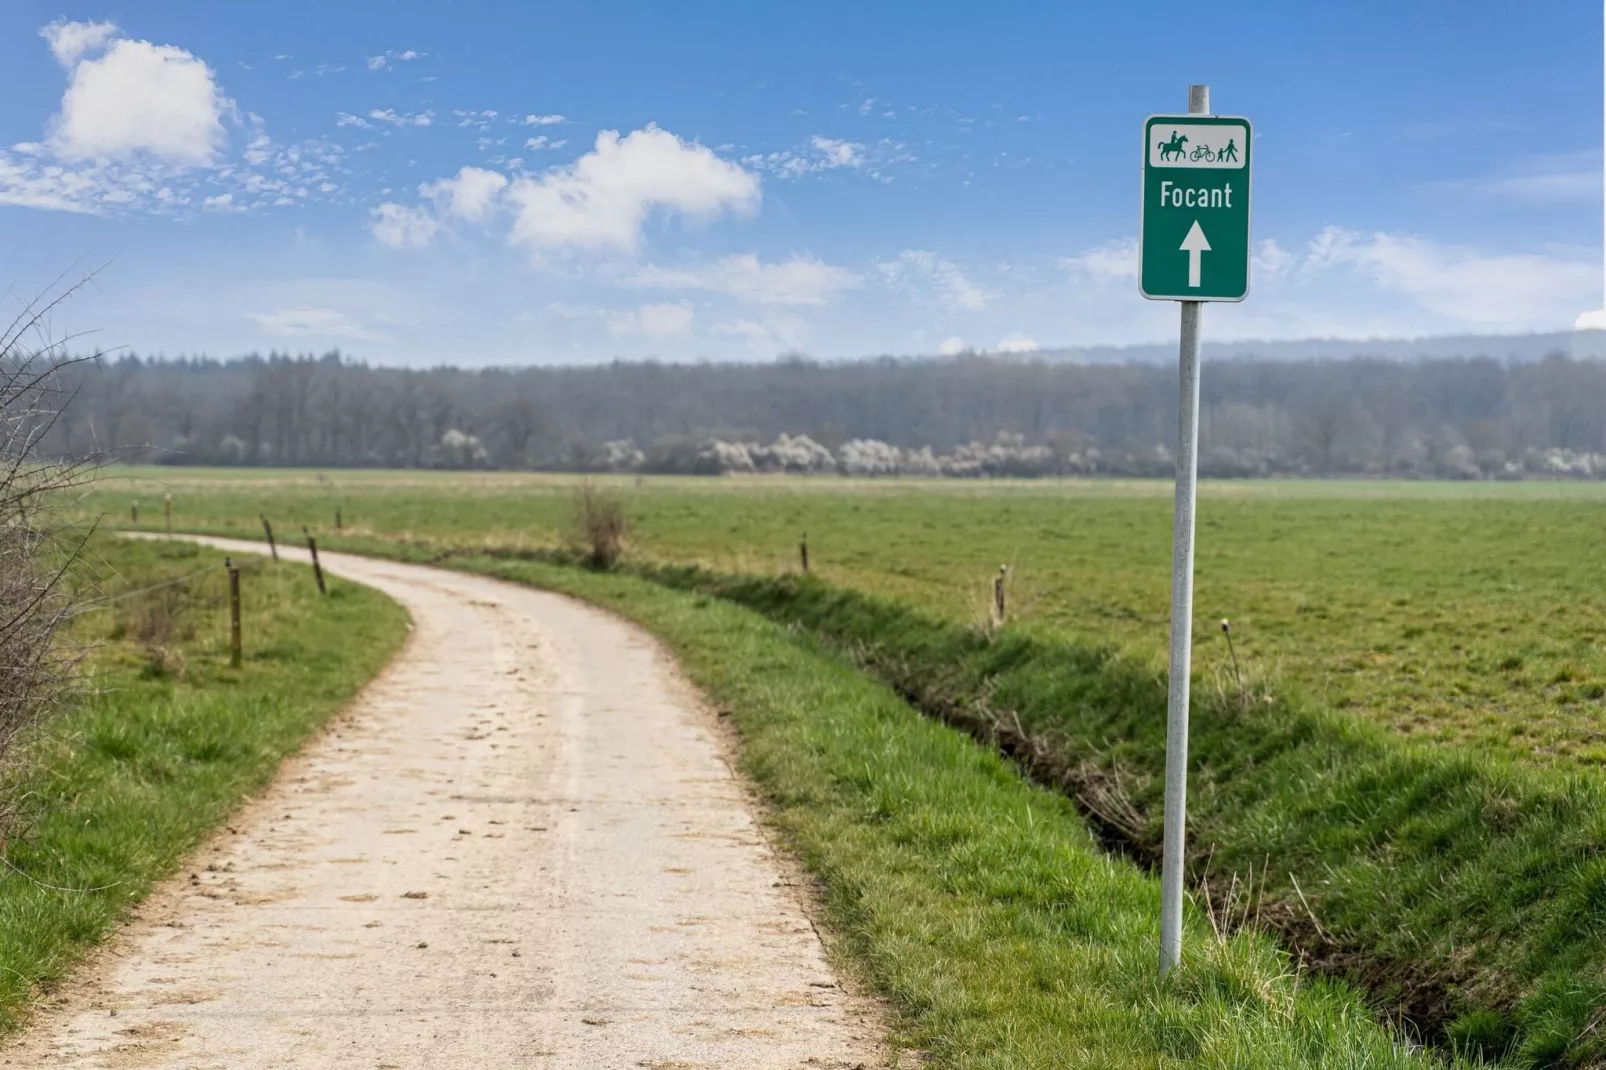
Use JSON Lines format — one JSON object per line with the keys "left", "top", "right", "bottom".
{"left": 800, "top": 532, "right": 809, "bottom": 574}
{"left": 164, "top": 494, "right": 172, "bottom": 536}
{"left": 227, "top": 558, "right": 242, "bottom": 669}
{"left": 993, "top": 565, "right": 1009, "bottom": 625}
{"left": 335, "top": 506, "right": 343, "bottom": 531}
{"left": 303, "top": 527, "right": 327, "bottom": 596}
{"left": 261, "top": 516, "right": 279, "bottom": 561}
{"left": 131, "top": 501, "right": 138, "bottom": 526}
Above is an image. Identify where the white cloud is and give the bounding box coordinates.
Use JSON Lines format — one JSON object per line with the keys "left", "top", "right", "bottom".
{"left": 1436, "top": 151, "right": 1601, "bottom": 204}
{"left": 938, "top": 336, "right": 968, "bottom": 356}
{"left": 608, "top": 302, "right": 694, "bottom": 337}
{"left": 48, "top": 30, "right": 231, "bottom": 165}
{"left": 422, "top": 165, "right": 508, "bottom": 222}
{"left": 1253, "top": 238, "right": 1293, "bottom": 276}
{"left": 811, "top": 136, "right": 861, "bottom": 168}
{"left": 714, "top": 315, "right": 805, "bottom": 355}
{"left": 202, "top": 192, "right": 236, "bottom": 211}
{"left": 632, "top": 253, "right": 858, "bottom": 305}
{"left": 546, "top": 302, "right": 603, "bottom": 321}
{"left": 1481, "top": 171, "right": 1598, "bottom": 201}
{"left": 369, "top": 108, "right": 434, "bottom": 127}
{"left": 879, "top": 250, "right": 994, "bottom": 311}
{"left": 521, "top": 114, "right": 565, "bottom": 126}
{"left": 367, "top": 49, "right": 424, "bottom": 71}
{"left": 1300, "top": 226, "right": 1597, "bottom": 328}
{"left": 40, "top": 19, "right": 118, "bottom": 66}
{"left": 994, "top": 332, "right": 1039, "bottom": 354}
{"left": 243, "top": 127, "right": 272, "bottom": 166}
{"left": 249, "top": 306, "right": 391, "bottom": 342}
{"left": 504, "top": 124, "right": 759, "bottom": 254}
{"left": 744, "top": 135, "right": 866, "bottom": 177}
{"left": 370, "top": 202, "right": 439, "bottom": 248}
{"left": 336, "top": 112, "right": 372, "bottom": 129}
{"left": 0, "top": 155, "right": 104, "bottom": 212}
{"left": 1061, "top": 238, "right": 1139, "bottom": 282}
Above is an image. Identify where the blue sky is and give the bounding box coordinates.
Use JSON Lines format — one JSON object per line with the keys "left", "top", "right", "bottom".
{"left": 1, "top": 1, "right": 1600, "bottom": 365}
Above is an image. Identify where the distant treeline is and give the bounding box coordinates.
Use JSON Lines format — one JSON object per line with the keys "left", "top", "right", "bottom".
{"left": 40, "top": 349, "right": 1606, "bottom": 479}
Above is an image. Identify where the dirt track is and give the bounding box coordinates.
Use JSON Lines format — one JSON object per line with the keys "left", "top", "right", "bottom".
{"left": 5, "top": 538, "right": 886, "bottom": 1069}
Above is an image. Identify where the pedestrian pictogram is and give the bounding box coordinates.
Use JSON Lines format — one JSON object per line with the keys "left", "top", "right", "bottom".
{"left": 1140, "top": 114, "right": 1252, "bottom": 301}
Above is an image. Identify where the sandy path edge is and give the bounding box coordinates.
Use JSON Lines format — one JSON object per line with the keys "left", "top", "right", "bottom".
{"left": 3, "top": 535, "right": 894, "bottom": 1069}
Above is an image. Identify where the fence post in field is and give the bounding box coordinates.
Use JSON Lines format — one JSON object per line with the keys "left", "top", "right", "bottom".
{"left": 261, "top": 516, "right": 279, "bottom": 561}
{"left": 227, "top": 558, "right": 242, "bottom": 669}
{"left": 799, "top": 532, "right": 809, "bottom": 574}
{"left": 164, "top": 494, "right": 172, "bottom": 536}
{"left": 994, "top": 565, "right": 1008, "bottom": 625}
{"left": 303, "top": 527, "right": 328, "bottom": 596}
{"left": 335, "top": 507, "right": 343, "bottom": 531}
{"left": 131, "top": 501, "right": 138, "bottom": 526}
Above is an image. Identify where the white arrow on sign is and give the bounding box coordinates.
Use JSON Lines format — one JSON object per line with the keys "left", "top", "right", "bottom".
{"left": 1180, "top": 220, "right": 1211, "bottom": 288}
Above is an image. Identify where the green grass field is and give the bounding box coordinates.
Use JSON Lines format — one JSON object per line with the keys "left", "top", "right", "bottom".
{"left": 85, "top": 468, "right": 1606, "bottom": 769}
{"left": 0, "top": 533, "right": 408, "bottom": 1031}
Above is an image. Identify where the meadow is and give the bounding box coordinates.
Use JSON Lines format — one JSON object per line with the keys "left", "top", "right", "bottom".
{"left": 86, "top": 468, "right": 1606, "bottom": 769}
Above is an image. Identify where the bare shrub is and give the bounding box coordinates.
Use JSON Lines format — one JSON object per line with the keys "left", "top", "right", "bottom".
{"left": 127, "top": 585, "right": 196, "bottom": 678}
{"left": 0, "top": 277, "right": 104, "bottom": 829}
{"left": 571, "top": 481, "right": 628, "bottom": 569}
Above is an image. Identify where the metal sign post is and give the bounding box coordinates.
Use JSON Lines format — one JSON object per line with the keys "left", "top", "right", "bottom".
{"left": 1140, "top": 84, "right": 1252, "bottom": 977}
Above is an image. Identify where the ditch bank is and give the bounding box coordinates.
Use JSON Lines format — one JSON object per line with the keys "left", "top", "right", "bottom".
{"left": 631, "top": 563, "right": 1606, "bottom": 1067}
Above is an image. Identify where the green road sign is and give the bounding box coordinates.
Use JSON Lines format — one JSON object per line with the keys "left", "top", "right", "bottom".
{"left": 1140, "top": 115, "right": 1252, "bottom": 301}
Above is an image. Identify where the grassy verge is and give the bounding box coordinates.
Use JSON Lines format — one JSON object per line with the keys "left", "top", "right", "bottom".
{"left": 432, "top": 551, "right": 1452, "bottom": 1069}
{"left": 611, "top": 562, "right": 1606, "bottom": 1067}
{"left": 0, "top": 535, "right": 408, "bottom": 1031}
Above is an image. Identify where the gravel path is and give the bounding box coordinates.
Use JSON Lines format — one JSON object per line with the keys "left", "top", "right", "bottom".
{"left": 5, "top": 538, "right": 886, "bottom": 1069}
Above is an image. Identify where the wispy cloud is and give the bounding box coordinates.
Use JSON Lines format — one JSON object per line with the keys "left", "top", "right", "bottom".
{"left": 1061, "top": 238, "right": 1138, "bottom": 283}
{"left": 632, "top": 254, "right": 859, "bottom": 306}
{"left": 1431, "top": 150, "right": 1601, "bottom": 203}
{"left": 369, "top": 108, "right": 434, "bottom": 127}
{"left": 608, "top": 302, "right": 694, "bottom": 337}
{"left": 1300, "top": 225, "right": 1597, "bottom": 328}
{"left": 878, "top": 250, "right": 994, "bottom": 312}
{"left": 367, "top": 49, "right": 424, "bottom": 71}
{"left": 248, "top": 306, "right": 392, "bottom": 342}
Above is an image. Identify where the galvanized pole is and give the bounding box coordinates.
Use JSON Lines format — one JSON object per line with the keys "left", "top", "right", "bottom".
{"left": 1159, "top": 82, "right": 1209, "bottom": 977}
